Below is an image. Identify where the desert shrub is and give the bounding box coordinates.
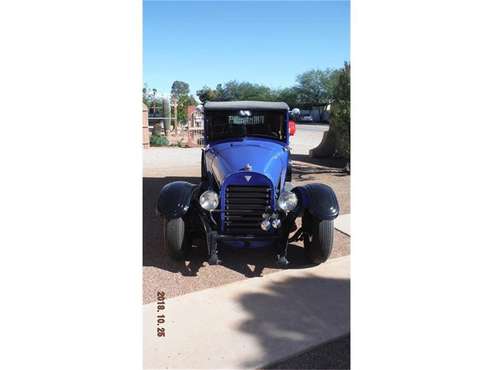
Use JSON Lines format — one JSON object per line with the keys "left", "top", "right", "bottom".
{"left": 150, "top": 134, "right": 169, "bottom": 146}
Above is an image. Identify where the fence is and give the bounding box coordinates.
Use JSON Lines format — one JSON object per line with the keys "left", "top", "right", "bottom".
{"left": 143, "top": 102, "right": 205, "bottom": 147}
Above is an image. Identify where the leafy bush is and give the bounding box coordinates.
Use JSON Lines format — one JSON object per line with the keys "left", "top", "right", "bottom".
{"left": 150, "top": 134, "right": 169, "bottom": 147}
{"left": 330, "top": 62, "right": 350, "bottom": 161}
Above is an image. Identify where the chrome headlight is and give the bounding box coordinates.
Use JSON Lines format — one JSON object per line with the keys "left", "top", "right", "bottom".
{"left": 199, "top": 190, "right": 219, "bottom": 211}
{"left": 277, "top": 191, "right": 298, "bottom": 212}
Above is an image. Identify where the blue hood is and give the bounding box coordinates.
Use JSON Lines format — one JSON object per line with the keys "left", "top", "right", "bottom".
{"left": 209, "top": 138, "right": 288, "bottom": 188}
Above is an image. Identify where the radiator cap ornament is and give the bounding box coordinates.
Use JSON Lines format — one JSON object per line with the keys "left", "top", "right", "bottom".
{"left": 244, "top": 163, "right": 252, "bottom": 171}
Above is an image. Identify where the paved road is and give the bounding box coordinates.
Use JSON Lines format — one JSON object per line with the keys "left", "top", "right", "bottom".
{"left": 143, "top": 146, "right": 201, "bottom": 177}
{"left": 266, "top": 335, "right": 350, "bottom": 369}
{"left": 290, "top": 123, "right": 329, "bottom": 155}
{"left": 143, "top": 257, "right": 349, "bottom": 369}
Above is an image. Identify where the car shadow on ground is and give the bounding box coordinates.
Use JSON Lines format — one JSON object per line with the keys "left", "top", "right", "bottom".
{"left": 143, "top": 177, "right": 315, "bottom": 278}
{"left": 290, "top": 154, "right": 348, "bottom": 179}
{"left": 237, "top": 275, "right": 350, "bottom": 369}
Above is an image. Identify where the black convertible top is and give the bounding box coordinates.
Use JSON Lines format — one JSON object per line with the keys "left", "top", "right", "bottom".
{"left": 204, "top": 101, "right": 289, "bottom": 111}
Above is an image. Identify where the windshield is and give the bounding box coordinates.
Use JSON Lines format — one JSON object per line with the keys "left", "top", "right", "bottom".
{"left": 205, "top": 110, "right": 287, "bottom": 142}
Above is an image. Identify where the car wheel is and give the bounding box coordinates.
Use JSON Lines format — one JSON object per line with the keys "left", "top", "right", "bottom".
{"left": 163, "top": 217, "right": 191, "bottom": 260}
{"left": 302, "top": 213, "right": 334, "bottom": 264}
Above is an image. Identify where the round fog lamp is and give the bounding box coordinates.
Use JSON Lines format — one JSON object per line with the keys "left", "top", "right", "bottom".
{"left": 260, "top": 219, "right": 271, "bottom": 231}
{"left": 199, "top": 190, "right": 219, "bottom": 211}
{"left": 277, "top": 191, "right": 298, "bottom": 212}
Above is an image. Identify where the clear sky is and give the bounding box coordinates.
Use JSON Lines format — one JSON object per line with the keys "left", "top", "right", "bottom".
{"left": 144, "top": 1, "right": 350, "bottom": 97}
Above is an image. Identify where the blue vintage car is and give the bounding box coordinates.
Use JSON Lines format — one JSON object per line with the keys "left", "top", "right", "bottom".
{"left": 157, "top": 101, "right": 339, "bottom": 266}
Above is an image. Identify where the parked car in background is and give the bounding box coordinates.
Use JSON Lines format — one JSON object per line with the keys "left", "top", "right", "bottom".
{"left": 157, "top": 101, "right": 339, "bottom": 266}
{"left": 299, "top": 114, "right": 314, "bottom": 122}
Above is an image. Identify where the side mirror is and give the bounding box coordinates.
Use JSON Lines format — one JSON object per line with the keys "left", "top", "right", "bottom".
{"left": 289, "top": 120, "right": 296, "bottom": 136}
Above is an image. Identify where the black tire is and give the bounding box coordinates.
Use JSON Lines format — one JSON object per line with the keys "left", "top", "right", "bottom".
{"left": 163, "top": 217, "right": 191, "bottom": 260}
{"left": 303, "top": 213, "right": 334, "bottom": 264}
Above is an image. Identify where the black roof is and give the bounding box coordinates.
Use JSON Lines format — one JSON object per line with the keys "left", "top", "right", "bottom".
{"left": 203, "top": 101, "right": 289, "bottom": 111}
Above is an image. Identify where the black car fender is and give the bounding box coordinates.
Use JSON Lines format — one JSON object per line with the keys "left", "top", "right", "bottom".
{"left": 157, "top": 181, "right": 197, "bottom": 219}
{"left": 293, "top": 183, "right": 339, "bottom": 220}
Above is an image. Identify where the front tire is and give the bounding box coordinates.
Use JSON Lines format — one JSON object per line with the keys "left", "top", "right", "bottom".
{"left": 163, "top": 217, "right": 191, "bottom": 260}
{"left": 303, "top": 214, "right": 334, "bottom": 264}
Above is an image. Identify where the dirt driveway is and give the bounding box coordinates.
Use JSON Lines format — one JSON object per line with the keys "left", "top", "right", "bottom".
{"left": 143, "top": 147, "right": 350, "bottom": 303}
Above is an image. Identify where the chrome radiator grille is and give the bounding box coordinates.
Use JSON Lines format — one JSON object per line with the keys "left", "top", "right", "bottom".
{"left": 223, "top": 185, "right": 271, "bottom": 234}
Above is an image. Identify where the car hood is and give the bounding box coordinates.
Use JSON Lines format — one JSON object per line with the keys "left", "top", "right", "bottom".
{"left": 210, "top": 139, "right": 288, "bottom": 188}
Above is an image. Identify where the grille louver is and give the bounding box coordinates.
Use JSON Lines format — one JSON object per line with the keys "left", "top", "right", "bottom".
{"left": 224, "top": 185, "right": 271, "bottom": 234}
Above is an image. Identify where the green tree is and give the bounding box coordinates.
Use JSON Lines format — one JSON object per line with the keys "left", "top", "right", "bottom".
{"left": 325, "top": 70, "right": 342, "bottom": 101}
{"left": 171, "top": 81, "right": 190, "bottom": 98}
{"left": 197, "top": 82, "right": 304, "bottom": 109}
{"left": 295, "top": 68, "right": 340, "bottom": 118}
{"left": 274, "top": 87, "right": 300, "bottom": 109}
{"left": 169, "top": 80, "right": 193, "bottom": 127}
{"left": 177, "top": 94, "right": 197, "bottom": 124}
{"left": 330, "top": 62, "right": 350, "bottom": 162}
{"left": 196, "top": 86, "right": 218, "bottom": 103}
{"left": 205, "top": 81, "right": 278, "bottom": 102}
{"left": 215, "top": 84, "right": 226, "bottom": 100}
{"left": 143, "top": 84, "right": 156, "bottom": 107}
{"left": 143, "top": 85, "right": 165, "bottom": 116}
{"left": 296, "top": 69, "right": 329, "bottom": 104}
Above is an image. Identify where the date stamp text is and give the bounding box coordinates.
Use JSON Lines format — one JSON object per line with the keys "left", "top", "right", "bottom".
{"left": 156, "top": 291, "right": 166, "bottom": 338}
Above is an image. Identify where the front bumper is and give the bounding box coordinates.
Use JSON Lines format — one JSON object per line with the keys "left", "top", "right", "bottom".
{"left": 198, "top": 211, "right": 281, "bottom": 244}
{"left": 196, "top": 204, "right": 301, "bottom": 264}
